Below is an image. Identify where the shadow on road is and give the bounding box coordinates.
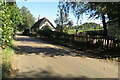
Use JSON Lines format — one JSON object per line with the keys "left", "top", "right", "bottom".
{"left": 16, "top": 36, "right": 52, "bottom": 45}
{"left": 15, "top": 67, "right": 117, "bottom": 80}
{"left": 16, "top": 45, "right": 83, "bottom": 57}
{"left": 15, "top": 34, "right": 84, "bottom": 57}
{"left": 12, "top": 34, "right": 119, "bottom": 80}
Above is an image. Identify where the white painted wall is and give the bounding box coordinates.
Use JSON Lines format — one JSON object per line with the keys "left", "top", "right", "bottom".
{"left": 39, "top": 21, "right": 55, "bottom": 31}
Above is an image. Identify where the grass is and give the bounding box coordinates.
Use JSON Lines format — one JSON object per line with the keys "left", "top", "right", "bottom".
{"left": 67, "top": 28, "right": 103, "bottom": 34}
{"left": 2, "top": 39, "right": 15, "bottom": 78}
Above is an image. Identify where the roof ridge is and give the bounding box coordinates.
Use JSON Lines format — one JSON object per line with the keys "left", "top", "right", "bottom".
{"left": 31, "top": 17, "right": 55, "bottom": 29}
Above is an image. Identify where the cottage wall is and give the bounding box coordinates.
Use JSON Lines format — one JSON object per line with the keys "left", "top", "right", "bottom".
{"left": 39, "top": 21, "right": 55, "bottom": 31}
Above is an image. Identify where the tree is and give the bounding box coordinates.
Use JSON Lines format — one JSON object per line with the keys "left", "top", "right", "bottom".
{"left": 58, "top": 1, "right": 120, "bottom": 37}
{"left": 67, "top": 20, "right": 73, "bottom": 26}
{"left": 8, "top": 2, "right": 22, "bottom": 38}
{"left": 83, "top": 2, "right": 120, "bottom": 36}
{"left": 69, "top": 2, "right": 108, "bottom": 36}
{"left": 86, "top": 3, "right": 108, "bottom": 36}
{"left": 1, "top": 1, "right": 24, "bottom": 78}
{"left": 106, "top": 2, "right": 120, "bottom": 25}
{"left": 67, "top": 20, "right": 74, "bottom": 30}
{"left": 55, "top": 1, "right": 70, "bottom": 32}
{"left": 80, "top": 22, "right": 103, "bottom": 30}
{"left": 1, "top": 1, "right": 22, "bottom": 47}
{"left": 19, "top": 6, "right": 35, "bottom": 31}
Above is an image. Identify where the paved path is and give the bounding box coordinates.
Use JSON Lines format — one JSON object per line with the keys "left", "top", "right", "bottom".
{"left": 14, "top": 34, "right": 118, "bottom": 78}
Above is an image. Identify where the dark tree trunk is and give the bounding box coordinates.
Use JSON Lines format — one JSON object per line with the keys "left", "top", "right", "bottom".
{"left": 60, "top": 25, "right": 63, "bottom": 32}
{"left": 102, "top": 13, "right": 107, "bottom": 38}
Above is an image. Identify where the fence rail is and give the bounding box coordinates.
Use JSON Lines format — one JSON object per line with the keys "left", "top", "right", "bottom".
{"left": 32, "top": 30, "right": 120, "bottom": 48}
{"left": 60, "top": 34, "right": 120, "bottom": 48}
{"left": 74, "top": 35, "right": 119, "bottom": 48}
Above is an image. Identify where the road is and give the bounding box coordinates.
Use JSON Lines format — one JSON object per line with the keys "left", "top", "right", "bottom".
{"left": 13, "top": 34, "right": 118, "bottom": 79}
{"left": 0, "top": 52, "right": 2, "bottom": 79}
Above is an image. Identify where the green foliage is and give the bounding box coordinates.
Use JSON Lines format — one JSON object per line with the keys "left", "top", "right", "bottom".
{"left": 38, "top": 29, "right": 53, "bottom": 38}
{"left": 55, "top": 2, "right": 70, "bottom": 32}
{"left": 19, "top": 6, "right": 35, "bottom": 31}
{"left": 67, "top": 28, "right": 103, "bottom": 34}
{"left": 80, "top": 22, "right": 103, "bottom": 30}
{"left": 2, "top": 40, "right": 14, "bottom": 78}
{"left": 59, "top": 1, "right": 120, "bottom": 37}
{"left": 37, "top": 29, "right": 69, "bottom": 39}
{"left": 1, "top": 1, "right": 22, "bottom": 47}
{"left": 106, "top": 2, "right": 120, "bottom": 25}
{"left": 1, "top": 1, "right": 13, "bottom": 47}
{"left": 9, "top": 3, "right": 22, "bottom": 34}
{"left": 55, "top": 24, "right": 63, "bottom": 32}
{"left": 1, "top": 1, "right": 20, "bottom": 77}
{"left": 22, "top": 28, "right": 30, "bottom": 36}
{"left": 108, "top": 25, "right": 120, "bottom": 40}
{"left": 67, "top": 20, "right": 73, "bottom": 27}
{"left": 64, "top": 22, "right": 103, "bottom": 34}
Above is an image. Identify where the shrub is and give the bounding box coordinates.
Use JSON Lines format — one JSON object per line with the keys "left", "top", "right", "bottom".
{"left": 37, "top": 29, "right": 69, "bottom": 39}
{"left": 22, "top": 28, "right": 30, "bottom": 36}
{"left": 37, "top": 29, "right": 53, "bottom": 38}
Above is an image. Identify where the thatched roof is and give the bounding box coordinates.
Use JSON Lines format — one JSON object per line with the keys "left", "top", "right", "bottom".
{"left": 31, "top": 17, "right": 55, "bottom": 30}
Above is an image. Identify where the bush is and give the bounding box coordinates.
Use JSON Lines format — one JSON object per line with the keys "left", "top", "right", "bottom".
{"left": 22, "top": 28, "right": 30, "bottom": 36}
{"left": 37, "top": 29, "right": 69, "bottom": 39}
{"left": 37, "top": 29, "right": 53, "bottom": 38}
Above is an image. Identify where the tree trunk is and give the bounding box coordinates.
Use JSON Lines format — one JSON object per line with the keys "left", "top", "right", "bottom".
{"left": 60, "top": 25, "right": 63, "bottom": 32}
{"left": 102, "top": 13, "right": 107, "bottom": 38}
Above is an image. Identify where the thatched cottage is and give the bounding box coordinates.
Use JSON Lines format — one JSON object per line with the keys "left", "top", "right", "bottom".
{"left": 31, "top": 17, "right": 56, "bottom": 31}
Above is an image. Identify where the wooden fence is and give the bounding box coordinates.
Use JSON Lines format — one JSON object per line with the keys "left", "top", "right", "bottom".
{"left": 34, "top": 31, "right": 120, "bottom": 48}
{"left": 52, "top": 34, "right": 120, "bottom": 48}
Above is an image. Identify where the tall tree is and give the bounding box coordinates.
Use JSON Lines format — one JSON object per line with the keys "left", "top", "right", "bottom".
{"left": 1, "top": 1, "right": 22, "bottom": 47}
{"left": 19, "top": 6, "right": 35, "bottom": 31}
{"left": 106, "top": 2, "right": 120, "bottom": 25}
{"left": 70, "top": 2, "right": 108, "bottom": 36}
{"left": 59, "top": 1, "right": 120, "bottom": 37}
{"left": 8, "top": 2, "right": 22, "bottom": 38}
{"left": 80, "top": 22, "right": 103, "bottom": 30}
{"left": 83, "top": 2, "right": 120, "bottom": 36}
{"left": 55, "top": 1, "right": 70, "bottom": 32}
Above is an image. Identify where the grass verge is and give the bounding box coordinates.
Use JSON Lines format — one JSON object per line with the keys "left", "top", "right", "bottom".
{"left": 67, "top": 29, "right": 103, "bottom": 34}
{"left": 2, "top": 40, "right": 15, "bottom": 78}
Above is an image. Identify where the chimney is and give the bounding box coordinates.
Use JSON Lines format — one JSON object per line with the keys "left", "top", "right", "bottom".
{"left": 38, "top": 15, "right": 40, "bottom": 20}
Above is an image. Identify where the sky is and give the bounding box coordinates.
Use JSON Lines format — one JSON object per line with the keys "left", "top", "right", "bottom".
{"left": 16, "top": 1, "right": 102, "bottom": 27}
